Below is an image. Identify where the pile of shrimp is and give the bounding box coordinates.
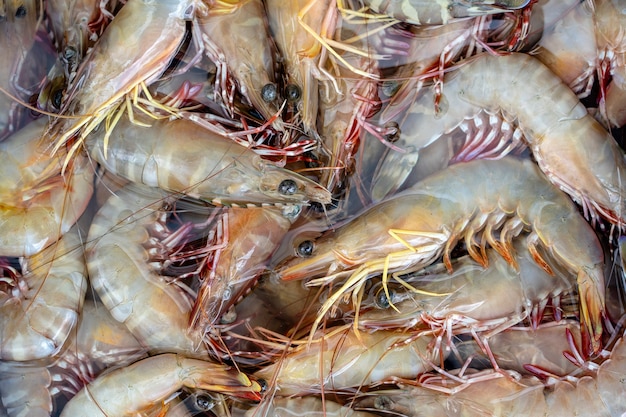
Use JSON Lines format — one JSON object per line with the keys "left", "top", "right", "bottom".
{"left": 2, "top": 0, "right": 626, "bottom": 416}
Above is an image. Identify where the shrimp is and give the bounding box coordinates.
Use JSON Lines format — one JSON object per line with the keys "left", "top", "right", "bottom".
{"left": 190, "top": 205, "right": 301, "bottom": 332}
{"left": 86, "top": 113, "right": 331, "bottom": 206}
{"left": 0, "top": 0, "right": 42, "bottom": 138}
{"left": 195, "top": 0, "right": 284, "bottom": 129}
{"left": 86, "top": 185, "right": 208, "bottom": 355}
{"left": 274, "top": 157, "right": 606, "bottom": 356}
{"left": 530, "top": 0, "right": 597, "bottom": 98}
{"left": 58, "top": 353, "right": 262, "bottom": 417}
{"left": 265, "top": 0, "right": 334, "bottom": 135}
{"left": 354, "top": 329, "right": 626, "bottom": 416}
{"left": 361, "top": 0, "right": 531, "bottom": 25}
{"left": 39, "top": 0, "right": 118, "bottom": 112}
{"left": 595, "top": 0, "right": 626, "bottom": 128}
{"left": 0, "top": 298, "right": 147, "bottom": 417}
{"left": 359, "top": 240, "right": 577, "bottom": 342}
{"left": 0, "top": 118, "right": 94, "bottom": 257}
{"left": 254, "top": 325, "right": 441, "bottom": 396}
{"left": 46, "top": 0, "right": 195, "bottom": 165}
{"left": 374, "top": 52, "right": 626, "bottom": 228}
{"left": 0, "top": 226, "right": 86, "bottom": 361}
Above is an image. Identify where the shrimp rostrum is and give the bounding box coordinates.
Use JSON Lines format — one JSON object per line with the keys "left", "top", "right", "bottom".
{"left": 274, "top": 157, "right": 606, "bottom": 357}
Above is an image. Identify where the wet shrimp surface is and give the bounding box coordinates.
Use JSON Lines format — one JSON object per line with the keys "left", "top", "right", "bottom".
{"left": 2, "top": 1, "right": 626, "bottom": 416}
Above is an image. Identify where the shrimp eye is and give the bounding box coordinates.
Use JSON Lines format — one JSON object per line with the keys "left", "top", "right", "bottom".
{"left": 278, "top": 179, "right": 298, "bottom": 196}
{"left": 15, "top": 5, "right": 26, "bottom": 18}
{"left": 286, "top": 84, "right": 301, "bottom": 102}
{"left": 52, "top": 89, "right": 63, "bottom": 109}
{"left": 374, "top": 287, "right": 395, "bottom": 309}
{"left": 261, "top": 83, "right": 277, "bottom": 102}
{"left": 297, "top": 240, "right": 314, "bottom": 257}
{"left": 384, "top": 121, "right": 400, "bottom": 143}
{"left": 374, "top": 395, "right": 394, "bottom": 411}
{"left": 194, "top": 394, "right": 215, "bottom": 411}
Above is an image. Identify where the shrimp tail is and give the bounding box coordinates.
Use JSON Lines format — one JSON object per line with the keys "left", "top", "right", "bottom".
{"left": 578, "top": 267, "right": 606, "bottom": 357}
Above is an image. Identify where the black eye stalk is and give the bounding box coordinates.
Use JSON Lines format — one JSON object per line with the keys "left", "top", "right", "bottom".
{"left": 297, "top": 240, "right": 314, "bottom": 257}
{"left": 261, "top": 83, "right": 277, "bottom": 102}
{"left": 278, "top": 179, "right": 298, "bottom": 196}
{"left": 286, "top": 84, "right": 301, "bottom": 102}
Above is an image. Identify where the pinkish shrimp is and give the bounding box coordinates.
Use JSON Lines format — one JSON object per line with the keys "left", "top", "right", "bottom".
{"left": 355, "top": 328, "right": 626, "bottom": 416}
{"left": 530, "top": 0, "right": 597, "bottom": 98}
{"left": 39, "top": 0, "right": 119, "bottom": 112}
{"left": 195, "top": 0, "right": 284, "bottom": 129}
{"left": 58, "top": 353, "right": 261, "bottom": 417}
{"left": 274, "top": 157, "right": 606, "bottom": 356}
{"left": 86, "top": 185, "right": 210, "bottom": 355}
{"left": 0, "top": 227, "right": 87, "bottom": 361}
{"left": 241, "top": 397, "right": 378, "bottom": 417}
{"left": 358, "top": 240, "right": 577, "bottom": 344}
{"left": 0, "top": 0, "right": 43, "bottom": 138}
{"left": 265, "top": 0, "right": 334, "bottom": 135}
{"left": 0, "top": 118, "right": 94, "bottom": 257}
{"left": 189, "top": 204, "right": 302, "bottom": 332}
{"left": 254, "top": 325, "right": 441, "bottom": 396}
{"left": 86, "top": 113, "right": 331, "bottom": 207}
{"left": 595, "top": 0, "right": 626, "bottom": 128}
{"left": 46, "top": 0, "right": 196, "bottom": 165}
{"left": 373, "top": 52, "right": 626, "bottom": 228}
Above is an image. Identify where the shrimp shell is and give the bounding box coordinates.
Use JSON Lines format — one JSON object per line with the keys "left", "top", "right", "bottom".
{"left": 0, "top": 227, "right": 87, "bottom": 361}
{"left": 86, "top": 114, "right": 331, "bottom": 206}
{"left": 86, "top": 185, "right": 206, "bottom": 355}
{"left": 58, "top": 353, "right": 261, "bottom": 417}
{"left": 275, "top": 157, "right": 605, "bottom": 356}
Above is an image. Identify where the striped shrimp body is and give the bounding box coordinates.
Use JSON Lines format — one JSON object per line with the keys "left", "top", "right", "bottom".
{"left": 361, "top": 0, "right": 531, "bottom": 25}
{"left": 377, "top": 52, "right": 626, "bottom": 227}
{"left": 58, "top": 353, "right": 262, "bottom": 417}
{"left": 254, "top": 325, "right": 440, "bottom": 396}
{"left": 0, "top": 227, "right": 87, "bottom": 361}
{"left": 0, "top": 118, "right": 94, "bottom": 257}
{"left": 275, "top": 157, "right": 605, "bottom": 356}
{"left": 196, "top": 0, "right": 284, "bottom": 129}
{"left": 355, "top": 330, "right": 626, "bottom": 416}
{"left": 86, "top": 185, "right": 207, "bottom": 355}
{"left": 86, "top": 114, "right": 331, "bottom": 206}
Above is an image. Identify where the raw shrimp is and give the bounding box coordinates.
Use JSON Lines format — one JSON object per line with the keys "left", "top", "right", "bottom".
{"left": 361, "top": 0, "right": 531, "bottom": 25}
{"left": 375, "top": 52, "right": 626, "bottom": 227}
{"left": 595, "top": 0, "right": 626, "bottom": 127}
{"left": 265, "top": 0, "right": 334, "bottom": 135}
{"left": 0, "top": 0, "right": 42, "bottom": 137}
{"left": 39, "top": 0, "right": 118, "bottom": 112}
{"left": 0, "top": 227, "right": 86, "bottom": 361}
{"left": 196, "top": 0, "right": 284, "bottom": 129}
{"left": 275, "top": 157, "right": 606, "bottom": 356}
{"left": 0, "top": 298, "right": 147, "bottom": 417}
{"left": 86, "top": 114, "right": 331, "bottom": 206}
{"left": 359, "top": 241, "right": 576, "bottom": 340}
{"left": 0, "top": 118, "right": 94, "bottom": 257}
{"left": 354, "top": 329, "right": 626, "bottom": 416}
{"left": 190, "top": 205, "right": 301, "bottom": 331}
{"left": 86, "top": 185, "right": 207, "bottom": 355}
{"left": 254, "top": 325, "right": 440, "bottom": 395}
{"left": 46, "top": 0, "right": 195, "bottom": 165}
{"left": 58, "top": 353, "right": 262, "bottom": 417}
{"left": 530, "top": 0, "right": 597, "bottom": 98}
